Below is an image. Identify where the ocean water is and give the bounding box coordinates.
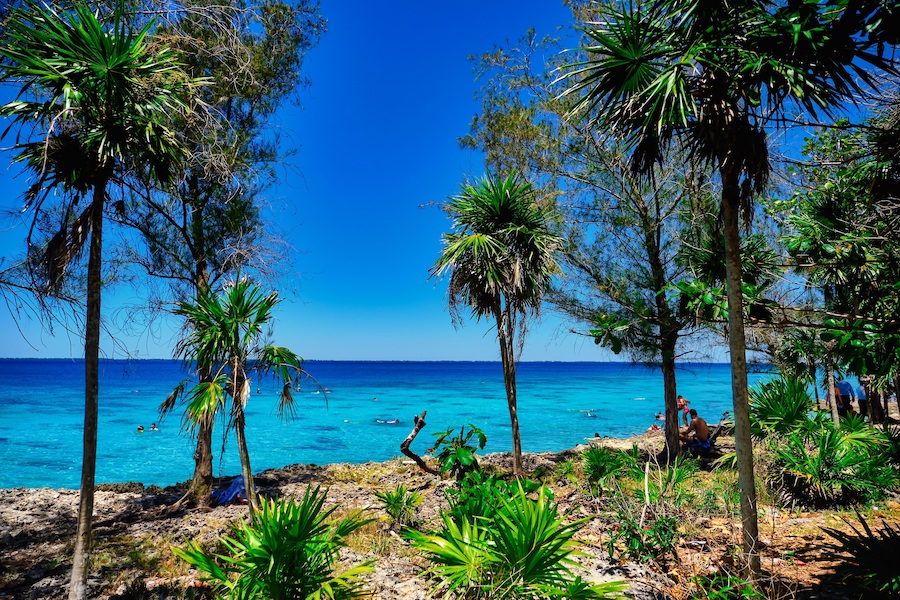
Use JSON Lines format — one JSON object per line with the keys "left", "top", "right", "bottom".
{"left": 0, "top": 359, "right": 776, "bottom": 489}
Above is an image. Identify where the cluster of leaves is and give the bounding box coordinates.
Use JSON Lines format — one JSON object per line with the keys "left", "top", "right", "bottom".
{"left": 749, "top": 377, "right": 900, "bottom": 508}
{"left": 174, "top": 487, "right": 373, "bottom": 600}
{"left": 689, "top": 573, "right": 762, "bottom": 599}
{"left": 749, "top": 376, "right": 814, "bottom": 439}
{"left": 374, "top": 484, "right": 423, "bottom": 529}
{"left": 429, "top": 424, "right": 487, "bottom": 480}
{"left": 444, "top": 471, "right": 540, "bottom": 525}
{"left": 606, "top": 509, "right": 679, "bottom": 565}
{"left": 408, "top": 482, "right": 626, "bottom": 599}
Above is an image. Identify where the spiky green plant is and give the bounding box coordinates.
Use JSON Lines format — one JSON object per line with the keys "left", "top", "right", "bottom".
{"left": 174, "top": 488, "right": 373, "bottom": 600}
{"left": 408, "top": 483, "right": 626, "bottom": 599}
{"left": 749, "top": 376, "right": 814, "bottom": 439}
{"left": 374, "top": 484, "right": 423, "bottom": 528}
{"left": 774, "top": 426, "right": 898, "bottom": 508}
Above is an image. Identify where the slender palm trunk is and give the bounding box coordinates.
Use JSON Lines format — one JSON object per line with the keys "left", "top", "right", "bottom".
{"left": 69, "top": 183, "right": 107, "bottom": 600}
{"left": 496, "top": 304, "right": 523, "bottom": 477}
{"left": 826, "top": 351, "right": 839, "bottom": 427}
{"left": 232, "top": 365, "right": 259, "bottom": 511}
{"left": 720, "top": 166, "right": 760, "bottom": 580}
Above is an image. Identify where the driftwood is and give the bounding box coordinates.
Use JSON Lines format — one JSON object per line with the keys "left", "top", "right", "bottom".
{"left": 400, "top": 410, "right": 440, "bottom": 475}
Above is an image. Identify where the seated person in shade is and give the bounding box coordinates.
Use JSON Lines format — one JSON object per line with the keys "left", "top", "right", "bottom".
{"left": 679, "top": 409, "right": 708, "bottom": 444}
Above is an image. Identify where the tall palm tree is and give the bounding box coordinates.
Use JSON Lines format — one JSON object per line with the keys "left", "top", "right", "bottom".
{"left": 432, "top": 172, "right": 560, "bottom": 477}
{"left": 174, "top": 278, "right": 303, "bottom": 512}
{"left": 561, "top": 0, "right": 896, "bottom": 579}
{"left": 0, "top": 3, "right": 192, "bottom": 598}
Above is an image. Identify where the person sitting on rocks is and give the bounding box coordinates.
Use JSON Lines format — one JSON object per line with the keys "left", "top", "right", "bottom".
{"left": 679, "top": 409, "right": 708, "bottom": 445}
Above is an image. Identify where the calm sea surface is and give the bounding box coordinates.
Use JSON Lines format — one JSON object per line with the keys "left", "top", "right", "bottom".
{"left": 0, "top": 359, "right": 776, "bottom": 489}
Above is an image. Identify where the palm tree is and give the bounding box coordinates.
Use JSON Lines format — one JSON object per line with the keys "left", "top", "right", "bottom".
{"left": 174, "top": 278, "right": 303, "bottom": 512}
{"left": 0, "top": 3, "right": 191, "bottom": 598}
{"left": 561, "top": 0, "right": 896, "bottom": 579}
{"left": 432, "top": 172, "right": 560, "bottom": 477}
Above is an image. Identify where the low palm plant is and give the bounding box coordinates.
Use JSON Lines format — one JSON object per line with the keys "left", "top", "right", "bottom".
{"left": 749, "top": 376, "right": 814, "bottom": 439}
{"left": 407, "top": 483, "right": 625, "bottom": 599}
{"left": 583, "top": 447, "right": 630, "bottom": 485}
{"left": 774, "top": 425, "right": 898, "bottom": 508}
{"left": 374, "top": 484, "right": 423, "bottom": 528}
{"left": 174, "top": 487, "right": 373, "bottom": 600}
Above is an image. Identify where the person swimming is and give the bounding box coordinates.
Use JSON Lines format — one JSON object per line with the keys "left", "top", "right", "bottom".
{"left": 136, "top": 425, "right": 144, "bottom": 433}
{"left": 150, "top": 423, "right": 158, "bottom": 431}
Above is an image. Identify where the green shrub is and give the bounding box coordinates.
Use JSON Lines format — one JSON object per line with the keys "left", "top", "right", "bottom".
{"left": 629, "top": 454, "right": 698, "bottom": 505}
{"left": 408, "top": 483, "right": 626, "bottom": 599}
{"left": 444, "top": 471, "right": 540, "bottom": 525}
{"left": 823, "top": 512, "right": 900, "bottom": 596}
{"left": 690, "top": 573, "right": 762, "bottom": 599}
{"left": 430, "top": 423, "right": 487, "bottom": 480}
{"left": 774, "top": 425, "right": 898, "bottom": 508}
{"left": 374, "top": 484, "right": 423, "bottom": 528}
{"left": 749, "top": 375, "right": 813, "bottom": 439}
{"left": 174, "top": 488, "right": 373, "bottom": 600}
{"left": 606, "top": 509, "right": 679, "bottom": 564}
{"left": 583, "top": 446, "right": 631, "bottom": 484}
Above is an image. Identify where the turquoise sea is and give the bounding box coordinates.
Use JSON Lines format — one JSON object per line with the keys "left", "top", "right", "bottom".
{"left": 0, "top": 359, "right": 777, "bottom": 489}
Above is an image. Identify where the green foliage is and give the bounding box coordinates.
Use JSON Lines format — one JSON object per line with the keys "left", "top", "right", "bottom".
{"left": 773, "top": 424, "right": 898, "bottom": 508}
{"left": 606, "top": 509, "right": 679, "bottom": 564}
{"left": 628, "top": 455, "right": 698, "bottom": 505}
{"left": 430, "top": 424, "right": 487, "bottom": 480}
{"left": 408, "top": 483, "right": 626, "bottom": 599}
{"left": 583, "top": 447, "right": 630, "bottom": 484}
{"left": 823, "top": 512, "right": 900, "bottom": 596}
{"left": 374, "top": 484, "right": 423, "bottom": 528}
{"left": 749, "top": 376, "right": 814, "bottom": 439}
{"left": 443, "top": 471, "right": 540, "bottom": 526}
{"left": 556, "top": 457, "right": 578, "bottom": 484}
{"left": 174, "top": 488, "right": 373, "bottom": 600}
{"left": 690, "top": 573, "right": 762, "bottom": 599}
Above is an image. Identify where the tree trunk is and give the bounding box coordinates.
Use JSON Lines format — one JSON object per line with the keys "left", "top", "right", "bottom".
{"left": 234, "top": 406, "right": 258, "bottom": 511}
{"left": 188, "top": 410, "right": 215, "bottom": 507}
{"left": 69, "top": 185, "right": 106, "bottom": 600}
{"left": 232, "top": 369, "right": 258, "bottom": 512}
{"left": 185, "top": 212, "right": 214, "bottom": 508}
{"left": 496, "top": 304, "right": 523, "bottom": 477}
{"left": 826, "top": 352, "right": 839, "bottom": 427}
{"left": 660, "top": 344, "right": 679, "bottom": 462}
{"left": 720, "top": 167, "right": 760, "bottom": 580}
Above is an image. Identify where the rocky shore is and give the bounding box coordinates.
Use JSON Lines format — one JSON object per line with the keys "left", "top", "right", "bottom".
{"left": 3, "top": 427, "right": 891, "bottom": 599}
{"left": 1, "top": 429, "right": 677, "bottom": 600}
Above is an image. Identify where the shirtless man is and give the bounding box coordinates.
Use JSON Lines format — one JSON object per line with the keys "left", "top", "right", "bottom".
{"left": 679, "top": 409, "right": 709, "bottom": 444}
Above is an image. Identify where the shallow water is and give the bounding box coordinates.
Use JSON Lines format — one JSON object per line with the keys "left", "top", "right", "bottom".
{"left": 0, "top": 359, "right": 775, "bottom": 489}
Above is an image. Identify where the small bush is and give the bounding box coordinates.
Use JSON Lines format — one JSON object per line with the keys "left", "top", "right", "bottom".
{"left": 444, "top": 471, "right": 540, "bottom": 525}
{"left": 374, "top": 484, "right": 423, "bottom": 528}
{"left": 408, "top": 483, "right": 626, "bottom": 599}
{"left": 606, "top": 509, "right": 679, "bottom": 564}
{"left": 690, "top": 573, "right": 762, "bottom": 599}
{"left": 749, "top": 375, "right": 814, "bottom": 439}
{"left": 774, "top": 425, "right": 898, "bottom": 508}
{"left": 430, "top": 424, "right": 487, "bottom": 480}
{"left": 174, "top": 488, "right": 373, "bottom": 600}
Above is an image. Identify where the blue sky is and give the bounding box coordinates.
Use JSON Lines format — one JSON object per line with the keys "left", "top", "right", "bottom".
{"left": 0, "top": 1, "right": 623, "bottom": 361}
